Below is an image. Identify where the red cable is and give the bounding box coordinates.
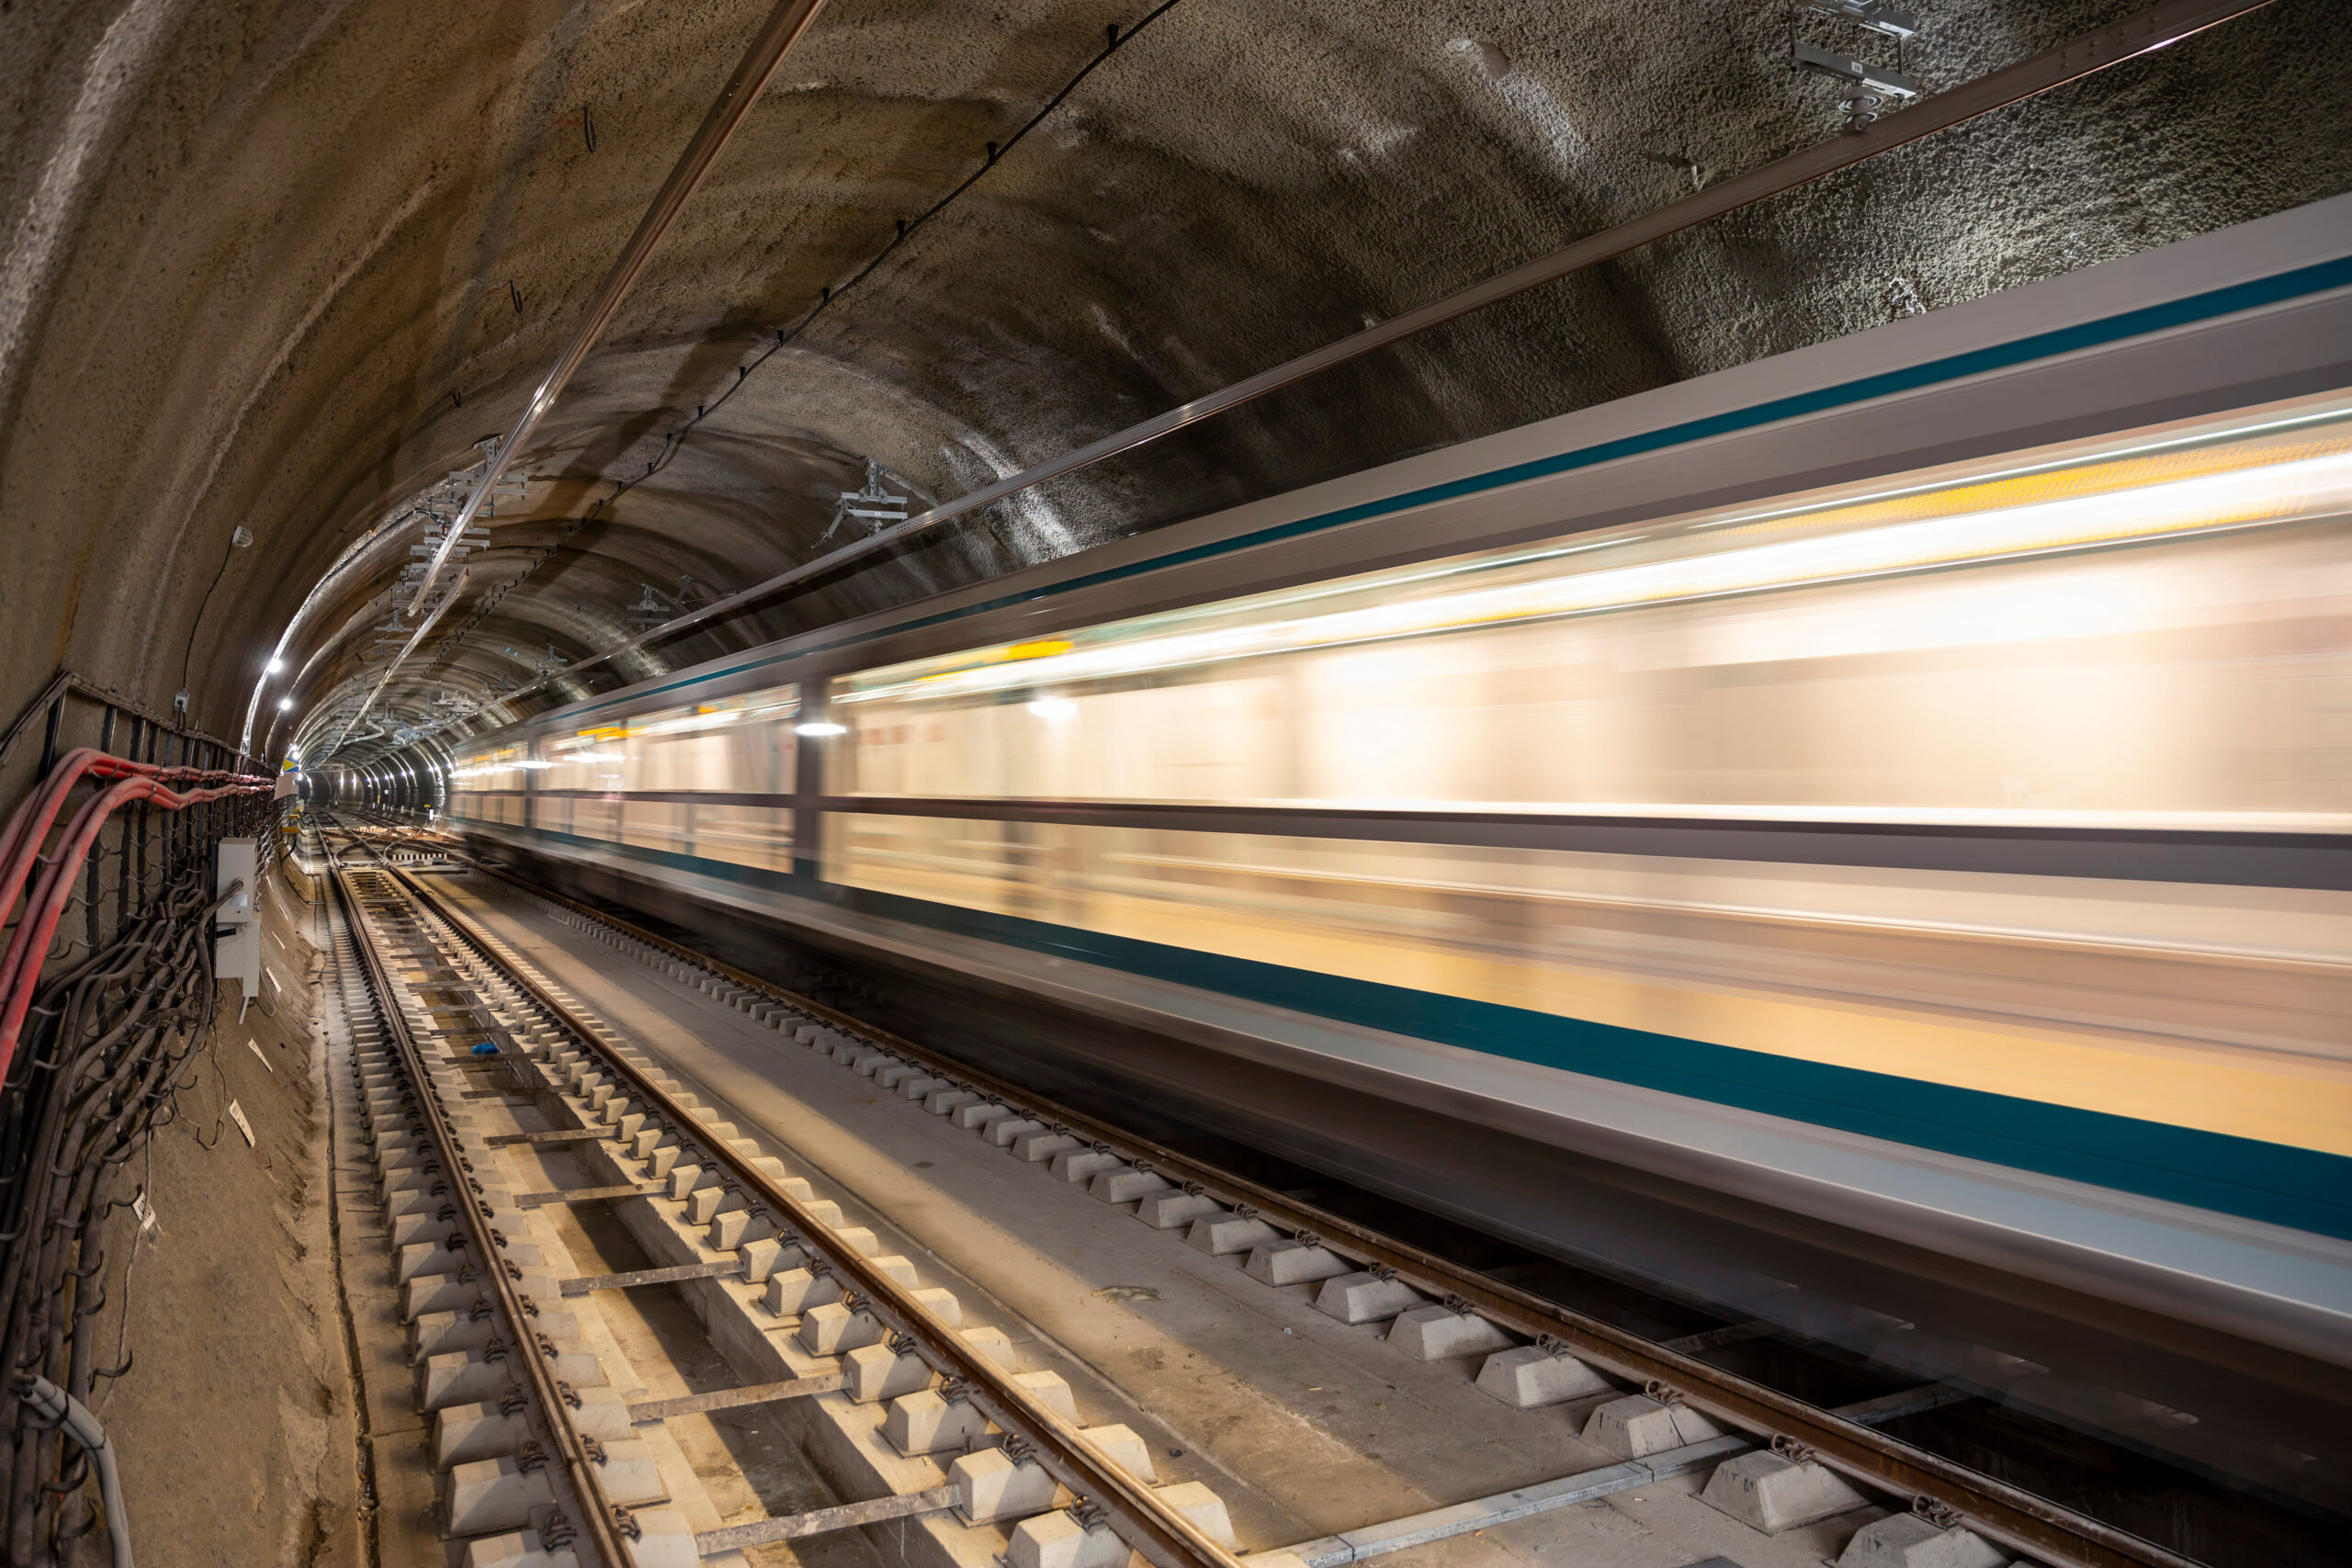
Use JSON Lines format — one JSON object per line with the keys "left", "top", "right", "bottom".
{"left": 0, "top": 749, "right": 255, "bottom": 933}
{"left": 0, "top": 761, "right": 268, "bottom": 1087}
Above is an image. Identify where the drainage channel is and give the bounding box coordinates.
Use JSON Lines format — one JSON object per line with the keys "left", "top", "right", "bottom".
{"left": 331, "top": 817, "right": 2234, "bottom": 1568}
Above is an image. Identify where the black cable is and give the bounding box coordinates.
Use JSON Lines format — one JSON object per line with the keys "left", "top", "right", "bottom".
{"left": 642, "top": 0, "right": 1190, "bottom": 471}
{"left": 0, "top": 791, "right": 272, "bottom": 1563}
{"left": 176, "top": 537, "right": 243, "bottom": 711}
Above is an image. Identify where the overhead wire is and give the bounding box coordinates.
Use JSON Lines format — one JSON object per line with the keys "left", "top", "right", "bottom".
{"left": 598, "top": 0, "right": 1189, "bottom": 502}
{"left": 367, "top": 0, "right": 1192, "bottom": 754}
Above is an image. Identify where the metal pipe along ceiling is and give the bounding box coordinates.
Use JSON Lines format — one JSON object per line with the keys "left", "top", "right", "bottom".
{"left": 393, "top": 0, "right": 835, "bottom": 620}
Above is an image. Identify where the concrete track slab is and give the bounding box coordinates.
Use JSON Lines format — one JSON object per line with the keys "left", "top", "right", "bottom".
{"left": 435, "top": 872, "right": 1875, "bottom": 1568}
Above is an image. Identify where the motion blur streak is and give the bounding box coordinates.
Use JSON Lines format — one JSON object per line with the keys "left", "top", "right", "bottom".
{"left": 455, "top": 395, "right": 2352, "bottom": 1179}
{"left": 842, "top": 406, "right": 2352, "bottom": 726}
{"left": 811, "top": 401, "right": 2352, "bottom": 1165}
{"left": 836, "top": 401, "right": 2352, "bottom": 828}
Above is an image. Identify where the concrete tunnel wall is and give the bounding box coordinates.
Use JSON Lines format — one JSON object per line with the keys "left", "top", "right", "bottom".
{"left": 2, "top": 0, "right": 2348, "bottom": 786}
{"left": 0, "top": 8, "right": 2348, "bottom": 1560}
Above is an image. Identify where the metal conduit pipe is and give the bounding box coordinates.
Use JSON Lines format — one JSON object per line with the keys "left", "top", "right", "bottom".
{"left": 332, "top": 0, "right": 838, "bottom": 754}
{"left": 398, "top": 0, "right": 833, "bottom": 620}
{"left": 327, "top": 567, "right": 469, "bottom": 755}
{"left": 17, "top": 1376, "right": 129, "bottom": 1568}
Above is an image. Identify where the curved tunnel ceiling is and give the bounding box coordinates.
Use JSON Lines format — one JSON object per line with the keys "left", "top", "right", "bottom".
{"left": 3, "top": 0, "right": 2347, "bottom": 776}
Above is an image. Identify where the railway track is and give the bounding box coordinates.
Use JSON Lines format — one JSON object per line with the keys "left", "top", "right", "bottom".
{"left": 320, "top": 816, "right": 2219, "bottom": 1568}
{"left": 326, "top": 833, "right": 1256, "bottom": 1568}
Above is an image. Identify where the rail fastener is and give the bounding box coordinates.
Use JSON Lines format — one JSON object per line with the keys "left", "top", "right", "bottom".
{"left": 369, "top": 851, "right": 1253, "bottom": 1568}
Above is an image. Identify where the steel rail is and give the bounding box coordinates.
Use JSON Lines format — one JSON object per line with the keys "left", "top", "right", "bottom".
{"left": 462, "top": 0, "right": 2275, "bottom": 716}
{"left": 395, "top": 0, "right": 833, "bottom": 615}
{"left": 361, "top": 848, "right": 1247, "bottom": 1568}
{"left": 380, "top": 823, "right": 2209, "bottom": 1568}
{"left": 325, "top": 848, "right": 635, "bottom": 1568}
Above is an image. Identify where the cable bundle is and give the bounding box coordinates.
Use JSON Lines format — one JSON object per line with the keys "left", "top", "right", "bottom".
{"left": 0, "top": 750, "right": 273, "bottom": 1562}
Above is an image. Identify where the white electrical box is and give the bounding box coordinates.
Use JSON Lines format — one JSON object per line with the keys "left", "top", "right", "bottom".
{"left": 214, "top": 838, "right": 260, "bottom": 1005}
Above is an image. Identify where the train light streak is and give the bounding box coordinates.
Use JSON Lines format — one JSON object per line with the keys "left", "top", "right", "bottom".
{"left": 841, "top": 423, "right": 2352, "bottom": 709}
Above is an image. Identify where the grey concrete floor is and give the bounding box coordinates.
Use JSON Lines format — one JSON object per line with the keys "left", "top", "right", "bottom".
{"left": 430, "top": 869, "right": 1889, "bottom": 1568}
{"left": 102, "top": 881, "right": 373, "bottom": 1568}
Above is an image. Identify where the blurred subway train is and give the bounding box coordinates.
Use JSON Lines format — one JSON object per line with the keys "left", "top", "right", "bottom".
{"left": 444, "top": 195, "right": 2352, "bottom": 1410}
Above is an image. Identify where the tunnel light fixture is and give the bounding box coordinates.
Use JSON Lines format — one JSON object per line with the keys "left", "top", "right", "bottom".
{"left": 277, "top": 697, "right": 293, "bottom": 710}
{"left": 266, "top": 658, "right": 285, "bottom": 674}
{"left": 794, "top": 721, "right": 847, "bottom": 737}
{"left": 1026, "top": 697, "right": 1077, "bottom": 722}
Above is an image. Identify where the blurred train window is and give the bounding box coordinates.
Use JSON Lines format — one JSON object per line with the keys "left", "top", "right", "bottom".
{"left": 822, "top": 811, "right": 2352, "bottom": 1137}
{"left": 448, "top": 745, "right": 529, "bottom": 825}
{"left": 830, "top": 397, "right": 2352, "bottom": 827}
{"left": 512, "top": 684, "right": 800, "bottom": 865}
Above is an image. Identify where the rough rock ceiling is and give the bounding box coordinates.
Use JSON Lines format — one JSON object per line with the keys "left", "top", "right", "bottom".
{"left": 1, "top": 0, "right": 2346, "bottom": 773}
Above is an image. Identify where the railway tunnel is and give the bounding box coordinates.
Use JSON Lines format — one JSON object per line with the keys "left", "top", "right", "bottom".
{"left": 1, "top": 2, "right": 2348, "bottom": 1566}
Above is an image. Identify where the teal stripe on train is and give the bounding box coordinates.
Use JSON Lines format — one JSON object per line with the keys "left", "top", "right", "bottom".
{"left": 473, "top": 817, "right": 2352, "bottom": 1241}
{"left": 826, "top": 883, "right": 2352, "bottom": 1242}
{"left": 538, "top": 252, "right": 2352, "bottom": 727}
{"left": 897, "top": 254, "right": 2352, "bottom": 638}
